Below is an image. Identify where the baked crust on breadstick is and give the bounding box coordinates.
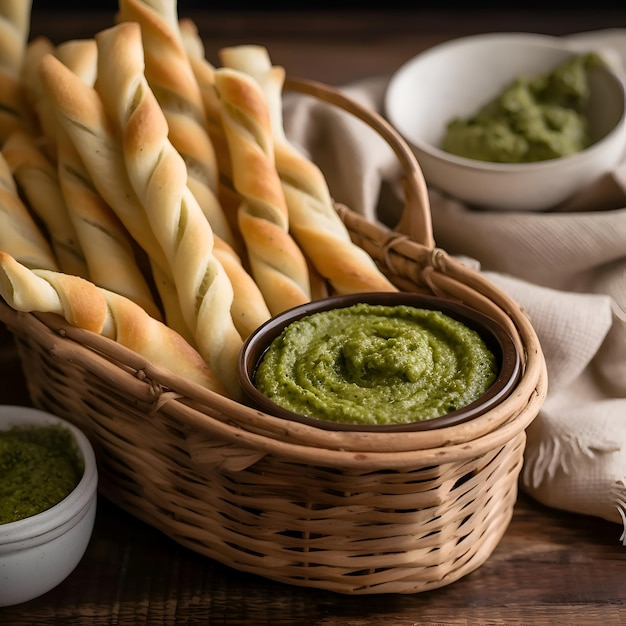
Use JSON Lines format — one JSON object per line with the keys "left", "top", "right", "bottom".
{"left": 22, "top": 37, "right": 97, "bottom": 159}
{"left": 179, "top": 19, "right": 232, "bottom": 188}
{"left": 54, "top": 38, "right": 98, "bottom": 88}
{"left": 214, "top": 67, "right": 312, "bottom": 315}
{"left": 37, "top": 52, "right": 190, "bottom": 341}
{"left": 3, "top": 129, "right": 88, "bottom": 278}
{"left": 0, "top": 0, "right": 32, "bottom": 141}
{"left": 20, "top": 36, "right": 56, "bottom": 153}
{"left": 0, "top": 251, "right": 226, "bottom": 394}
{"left": 116, "top": 0, "right": 235, "bottom": 250}
{"left": 179, "top": 20, "right": 244, "bottom": 253}
{"left": 56, "top": 129, "right": 163, "bottom": 321}
{"left": 36, "top": 36, "right": 162, "bottom": 319}
{"left": 0, "top": 151, "right": 57, "bottom": 271}
{"left": 213, "top": 237, "right": 271, "bottom": 340}
{"left": 95, "top": 22, "right": 243, "bottom": 397}
{"left": 37, "top": 53, "right": 168, "bottom": 275}
{"left": 220, "top": 45, "right": 397, "bottom": 295}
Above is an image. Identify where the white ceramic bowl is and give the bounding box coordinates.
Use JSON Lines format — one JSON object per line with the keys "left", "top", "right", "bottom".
{"left": 0, "top": 405, "right": 98, "bottom": 607}
{"left": 385, "top": 32, "right": 626, "bottom": 211}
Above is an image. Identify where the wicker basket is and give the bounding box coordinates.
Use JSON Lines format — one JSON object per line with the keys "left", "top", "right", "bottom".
{"left": 0, "top": 78, "right": 547, "bottom": 595}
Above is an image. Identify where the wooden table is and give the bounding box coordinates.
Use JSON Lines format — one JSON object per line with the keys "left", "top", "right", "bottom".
{"left": 3, "top": 7, "right": 626, "bottom": 624}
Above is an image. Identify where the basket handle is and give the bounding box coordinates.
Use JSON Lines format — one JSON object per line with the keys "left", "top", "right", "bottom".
{"left": 284, "top": 76, "right": 434, "bottom": 249}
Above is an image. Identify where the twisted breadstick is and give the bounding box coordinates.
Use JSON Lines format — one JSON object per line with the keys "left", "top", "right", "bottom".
{"left": 179, "top": 18, "right": 232, "bottom": 187}
{"left": 54, "top": 38, "right": 98, "bottom": 87}
{"left": 3, "top": 129, "right": 88, "bottom": 278}
{"left": 56, "top": 130, "right": 162, "bottom": 321}
{"left": 214, "top": 67, "right": 312, "bottom": 315}
{"left": 22, "top": 37, "right": 98, "bottom": 160}
{"left": 37, "top": 53, "right": 167, "bottom": 274}
{"left": 0, "top": 152, "right": 57, "bottom": 271}
{"left": 0, "top": 251, "right": 225, "bottom": 394}
{"left": 38, "top": 36, "right": 161, "bottom": 319}
{"left": 220, "top": 45, "right": 396, "bottom": 295}
{"left": 94, "top": 22, "right": 243, "bottom": 397}
{"left": 20, "top": 36, "right": 56, "bottom": 154}
{"left": 116, "top": 0, "right": 235, "bottom": 250}
{"left": 0, "top": 0, "right": 32, "bottom": 142}
{"left": 213, "top": 236, "right": 271, "bottom": 340}
{"left": 37, "top": 52, "right": 191, "bottom": 339}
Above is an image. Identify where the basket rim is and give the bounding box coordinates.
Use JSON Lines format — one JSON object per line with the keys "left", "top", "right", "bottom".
{"left": 0, "top": 271, "right": 547, "bottom": 469}
{"left": 2, "top": 300, "right": 544, "bottom": 472}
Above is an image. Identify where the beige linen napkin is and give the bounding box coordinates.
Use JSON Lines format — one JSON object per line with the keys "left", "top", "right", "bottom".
{"left": 283, "top": 29, "right": 626, "bottom": 543}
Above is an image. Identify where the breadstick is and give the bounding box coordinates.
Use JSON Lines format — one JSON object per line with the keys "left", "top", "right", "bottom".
{"left": 116, "top": 0, "right": 235, "bottom": 250}
{"left": 213, "top": 237, "right": 271, "bottom": 340}
{"left": 179, "top": 18, "right": 232, "bottom": 187}
{"left": 94, "top": 22, "right": 243, "bottom": 397}
{"left": 37, "top": 52, "right": 190, "bottom": 340}
{"left": 21, "top": 37, "right": 97, "bottom": 160}
{"left": 56, "top": 129, "right": 163, "bottom": 321}
{"left": 179, "top": 20, "right": 245, "bottom": 252}
{"left": 0, "top": 251, "right": 225, "bottom": 394}
{"left": 20, "top": 36, "right": 55, "bottom": 152}
{"left": 0, "top": 0, "right": 32, "bottom": 142}
{"left": 54, "top": 38, "right": 98, "bottom": 87}
{"left": 44, "top": 37, "right": 162, "bottom": 318}
{"left": 38, "top": 53, "right": 167, "bottom": 273}
{"left": 220, "top": 45, "right": 396, "bottom": 295}
{"left": 214, "top": 67, "right": 312, "bottom": 315}
{"left": 2, "top": 129, "right": 88, "bottom": 278}
{"left": 0, "top": 151, "right": 57, "bottom": 270}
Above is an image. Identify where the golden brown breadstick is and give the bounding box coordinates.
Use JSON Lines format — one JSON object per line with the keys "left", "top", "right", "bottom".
{"left": 94, "top": 22, "right": 243, "bottom": 397}
{"left": 0, "top": 0, "right": 32, "bottom": 142}
{"left": 213, "top": 237, "right": 271, "bottom": 340}
{"left": 116, "top": 0, "right": 235, "bottom": 250}
{"left": 54, "top": 38, "right": 98, "bottom": 87}
{"left": 0, "top": 151, "right": 57, "bottom": 271}
{"left": 21, "top": 37, "right": 97, "bottom": 159}
{"left": 220, "top": 45, "right": 397, "bottom": 295}
{"left": 37, "top": 52, "right": 190, "bottom": 340}
{"left": 2, "top": 129, "right": 88, "bottom": 278}
{"left": 20, "top": 36, "right": 55, "bottom": 152}
{"left": 0, "top": 251, "right": 225, "bottom": 394}
{"left": 214, "top": 67, "right": 312, "bottom": 315}
{"left": 179, "top": 18, "right": 232, "bottom": 187}
{"left": 43, "top": 36, "right": 162, "bottom": 318}
{"left": 56, "top": 130, "right": 163, "bottom": 321}
{"left": 37, "top": 53, "right": 167, "bottom": 274}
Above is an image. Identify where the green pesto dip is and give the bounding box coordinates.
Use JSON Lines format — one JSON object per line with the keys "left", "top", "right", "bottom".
{"left": 441, "top": 52, "right": 605, "bottom": 163}
{"left": 254, "top": 303, "right": 497, "bottom": 426}
{"left": 0, "top": 424, "right": 83, "bottom": 524}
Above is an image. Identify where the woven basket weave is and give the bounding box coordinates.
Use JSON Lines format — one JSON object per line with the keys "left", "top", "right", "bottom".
{"left": 0, "top": 78, "right": 547, "bottom": 595}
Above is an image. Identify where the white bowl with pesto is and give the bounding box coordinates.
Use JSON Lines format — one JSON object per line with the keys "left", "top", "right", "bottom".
{"left": 385, "top": 32, "right": 626, "bottom": 211}
{"left": 0, "top": 405, "right": 98, "bottom": 607}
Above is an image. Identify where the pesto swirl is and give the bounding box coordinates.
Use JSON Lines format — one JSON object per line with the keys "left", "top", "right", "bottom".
{"left": 254, "top": 303, "right": 498, "bottom": 426}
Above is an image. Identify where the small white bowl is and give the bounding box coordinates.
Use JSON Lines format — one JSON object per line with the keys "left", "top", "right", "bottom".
{"left": 385, "top": 32, "right": 626, "bottom": 211}
{"left": 0, "top": 406, "right": 98, "bottom": 607}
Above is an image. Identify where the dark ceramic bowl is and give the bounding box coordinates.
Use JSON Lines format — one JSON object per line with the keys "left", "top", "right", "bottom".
{"left": 238, "top": 292, "right": 521, "bottom": 432}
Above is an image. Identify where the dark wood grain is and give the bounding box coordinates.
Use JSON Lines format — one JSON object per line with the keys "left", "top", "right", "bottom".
{"left": 3, "top": 8, "right": 626, "bottom": 624}
{"left": 1, "top": 489, "right": 624, "bottom": 624}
